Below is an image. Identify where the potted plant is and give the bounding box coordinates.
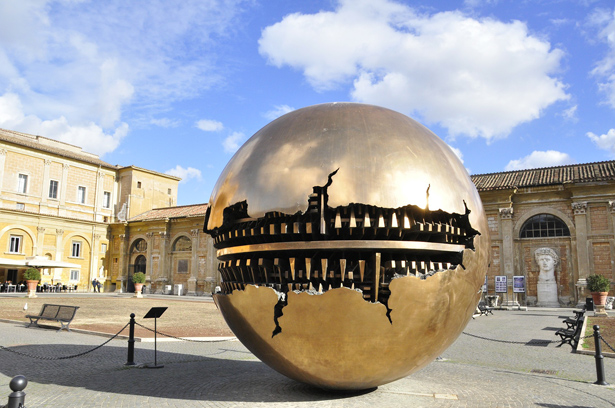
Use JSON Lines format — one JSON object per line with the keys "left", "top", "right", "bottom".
{"left": 23, "top": 267, "right": 41, "bottom": 298}
{"left": 586, "top": 274, "right": 611, "bottom": 306}
{"left": 132, "top": 272, "right": 146, "bottom": 298}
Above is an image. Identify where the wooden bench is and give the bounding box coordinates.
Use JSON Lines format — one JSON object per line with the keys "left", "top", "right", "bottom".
{"left": 25, "top": 304, "right": 79, "bottom": 332}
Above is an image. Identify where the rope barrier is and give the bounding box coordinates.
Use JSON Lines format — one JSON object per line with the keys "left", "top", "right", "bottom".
{"left": 0, "top": 322, "right": 129, "bottom": 360}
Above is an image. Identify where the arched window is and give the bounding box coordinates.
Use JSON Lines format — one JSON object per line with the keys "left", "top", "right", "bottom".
{"left": 520, "top": 214, "right": 570, "bottom": 238}
{"left": 130, "top": 239, "right": 147, "bottom": 253}
{"left": 173, "top": 236, "right": 192, "bottom": 252}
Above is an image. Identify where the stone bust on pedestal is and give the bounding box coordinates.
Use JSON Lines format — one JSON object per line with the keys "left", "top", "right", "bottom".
{"left": 535, "top": 247, "right": 560, "bottom": 307}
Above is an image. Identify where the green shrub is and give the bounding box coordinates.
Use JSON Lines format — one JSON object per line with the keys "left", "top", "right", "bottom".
{"left": 587, "top": 274, "right": 610, "bottom": 293}
{"left": 23, "top": 268, "right": 41, "bottom": 281}
{"left": 132, "top": 272, "right": 146, "bottom": 284}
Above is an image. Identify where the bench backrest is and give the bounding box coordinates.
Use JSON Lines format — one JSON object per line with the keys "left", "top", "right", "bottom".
{"left": 40, "top": 304, "right": 60, "bottom": 319}
{"left": 56, "top": 306, "right": 79, "bottom": 321}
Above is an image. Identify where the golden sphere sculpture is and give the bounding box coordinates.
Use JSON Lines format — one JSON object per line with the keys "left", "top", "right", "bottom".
{"left": 204, "top": 102, "right": 489, "bottom": 390}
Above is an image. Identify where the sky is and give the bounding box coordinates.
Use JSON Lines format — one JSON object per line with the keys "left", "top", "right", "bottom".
{"left": 0, "top": 0, "right": 614, "bottom": 206}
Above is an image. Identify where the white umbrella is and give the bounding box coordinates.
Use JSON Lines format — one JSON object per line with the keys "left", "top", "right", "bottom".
{"left": 0, "top": 257, "right": 27, "bottom": 267}
{"left": 25, "top": 256, "right": 81, "bottom": 269}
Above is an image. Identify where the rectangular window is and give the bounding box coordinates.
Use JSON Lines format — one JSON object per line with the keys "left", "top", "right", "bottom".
{"left": 103, "top": 191, "right": 111, "bottom": 208}
{"left": 137, "top": 181, "right": 142, "bottom": 188}
{"left": 15, "top": 203, "right": 24, "bottom": 210}
{"left": 71, "top": 241, "right": 81, "bottom": 258}
{"left": 168, "top": 188, "right": 172, "bottom": 195}
{"left": 70, "top": 269, "right": 80, "bottom": 281}
{"left": 101, "top": 243, "right": 107, "bottom": 253}
{"left": 18, "top": 174, "right": 28, "bottom": 194}
{"left": 9, "top": 235, "right": 22, "bottom": 253}
{"left": 77, "top": 186, "right": 86, "bottom": 204}
{"left": 49, "top": 180, "right": 58, "bottom": 199}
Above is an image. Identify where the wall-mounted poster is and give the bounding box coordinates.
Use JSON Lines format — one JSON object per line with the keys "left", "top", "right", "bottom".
{"left": 513, "top": 276, "right": 525, "bottom": 293}
{"left": 495, "top": 276, "right": 507, "bottom": 293}
{"left": 483, "top": 275, "right": 488, "bottom": 292}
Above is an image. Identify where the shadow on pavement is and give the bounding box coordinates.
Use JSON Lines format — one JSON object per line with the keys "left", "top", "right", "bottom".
{"left": 0, "top": 343, "right": 376, "bottom": 403}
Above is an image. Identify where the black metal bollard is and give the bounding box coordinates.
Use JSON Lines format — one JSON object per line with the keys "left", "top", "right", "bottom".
{"left": 6, "top": 375, "right": 27, "bottom": 408}
{"left": 593, "top": 325, "right": 608, "bottom": 386}
{"left": 126, "top": 313, "right": 136, "bottom": 366}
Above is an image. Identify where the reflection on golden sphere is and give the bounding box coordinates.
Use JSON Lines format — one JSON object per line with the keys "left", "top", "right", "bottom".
{"left": 205, "top": 102, "right": 489, "bottom": 390}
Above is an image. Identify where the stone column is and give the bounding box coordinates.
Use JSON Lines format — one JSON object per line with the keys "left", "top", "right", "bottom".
{"left": 572, "top": 202, "right": 589, "bottom": 306}
{"left": 156, "top": 231, "right": 170, "bottom": 294}
{"left": 187, "top": 229, "right": 200, "bottom": 296}
{"left": 499, "top": 207, "right": 518, "bottom": 308}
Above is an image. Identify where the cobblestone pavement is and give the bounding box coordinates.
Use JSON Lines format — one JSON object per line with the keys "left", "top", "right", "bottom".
{"left": 1, "top": 305, "right": 614, "bottom": 407}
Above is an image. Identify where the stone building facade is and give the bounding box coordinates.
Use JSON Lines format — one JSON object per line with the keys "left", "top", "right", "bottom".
{"left": 107, "top": 205, "right": 217, "bottom": 295}
{"left": 472, "top": 161, "right": 615, "bottom": 307}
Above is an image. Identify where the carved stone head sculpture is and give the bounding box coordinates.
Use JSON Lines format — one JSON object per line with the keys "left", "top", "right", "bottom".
{"left": 204, "top": 103, "right": 489, "bottom": 390}
{"left": 534, "top": 247, "right": 559, "bottom": 283}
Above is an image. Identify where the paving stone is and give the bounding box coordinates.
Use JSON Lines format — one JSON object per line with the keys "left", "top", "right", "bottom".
{"left": 1, "top": 304, "right": 614, "bottom": 407}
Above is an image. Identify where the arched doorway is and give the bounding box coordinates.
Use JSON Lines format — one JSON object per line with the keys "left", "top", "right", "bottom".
{"left": 128, "top": 239, "right": 147, "bottom": 292}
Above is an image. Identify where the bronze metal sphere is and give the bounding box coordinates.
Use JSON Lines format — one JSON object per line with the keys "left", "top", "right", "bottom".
{"left": 205, "top": 102, "right": 489, "bottom": 390}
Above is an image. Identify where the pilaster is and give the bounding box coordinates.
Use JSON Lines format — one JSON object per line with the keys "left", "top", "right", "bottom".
{"left": 187, "top": 229, "right": 200, "bottom": 295}
{"left": 36, "top": 227, "right": 45, "bottom": 256}
{"left": 0, "top": 148, "right": 7, "bottom": 192}
{"left": 41, "top": 159, "right": 51, "bottom": 204}
{"left": 573, "top": 202, "right": 589, "bottom": 306}
{"left": 499, "top": 207, "right": 518, "bottom": 307}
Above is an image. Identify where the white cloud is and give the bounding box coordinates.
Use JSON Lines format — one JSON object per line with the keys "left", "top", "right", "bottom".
{"left": 505, "top": 150, "right": 574, "bottom": 171}
{"left": 196, "top": 119, "right": 224, "bottom": 132}
{"left": 264, "top": 105, "right": 295, "bottom": 121}
{"left": 0, "top": 0, "right": 247, "bottom": 154}
{"left": 562, "top": 105, "right": 578, "bottom": 122}
{"left": 223, "top": 131, "right": 246, "bottom": 153}
{"left": 588, "top": 129, "right": 615, "bottom": 156}
{"left": 0, "top": 92, "right": 128, "bottom": 157}
{"left": 588, "top": 8, "right": 615, "bottom": 109}
{"left": 151, "top": 117, "right": 180, "bottom": 128}
{"left": 464, "top": 0, "right": 498, "bottom": 7}
{"left": 165, "top": 165, "right": 202, "bottom": 184}
{"left": 259, "top": 0, "right": 569, "bottom": 140}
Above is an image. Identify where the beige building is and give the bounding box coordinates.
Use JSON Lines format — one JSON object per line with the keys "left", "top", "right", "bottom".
{"left": 0, "top": 128, "right": 187, "bottom": 292}
{"left": 472, "top": 161, "right": 615, "bottom": 307}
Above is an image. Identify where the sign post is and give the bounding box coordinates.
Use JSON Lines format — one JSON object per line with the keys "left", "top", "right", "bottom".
{"left": 143, "top": 306, "right": 168, "bottom": 369}
{"left": 513, "top": 276, "right": 526, "bottom": 310}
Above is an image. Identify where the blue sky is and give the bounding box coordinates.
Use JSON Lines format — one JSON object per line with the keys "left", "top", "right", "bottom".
{"left": 0, "top": 0, "right": 614, "bottom": 206}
